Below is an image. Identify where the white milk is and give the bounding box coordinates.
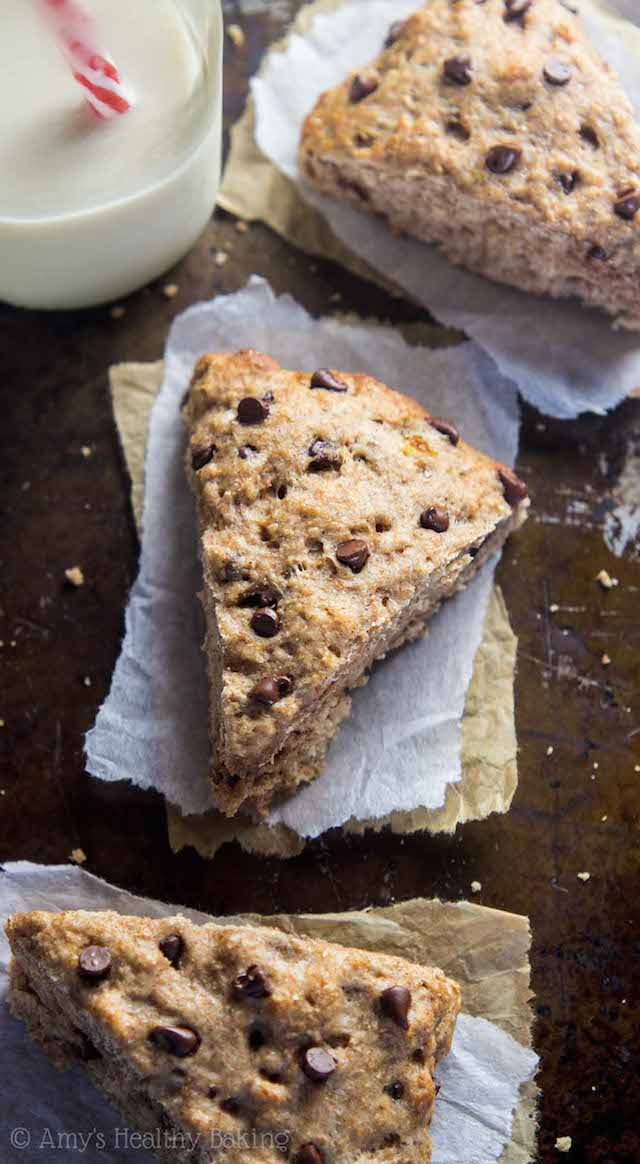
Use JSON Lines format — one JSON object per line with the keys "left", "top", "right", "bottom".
{"left": 0, "top": 0, "right": 222, "bottom": 309}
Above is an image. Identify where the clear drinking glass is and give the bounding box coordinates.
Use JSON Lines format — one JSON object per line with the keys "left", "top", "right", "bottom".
{"left": 0, "top": 0, "right": 223, "bottom": 309}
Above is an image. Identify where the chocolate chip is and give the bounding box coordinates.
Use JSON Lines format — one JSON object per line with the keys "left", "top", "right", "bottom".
{"left": 191, "top": 443, "right": 216, "bottom": 471}
{"left": 238, "top": 397, "right": 269, "bottom": 425}
{"left": 251, "top": 608, "right": 281, "bottom": 638}
{"left": 579, "top": 125, "right": 599, "bottom": 148}
{"left": 238, "top": 585, "right": 281, "bottom": 609}
{"left": 504, "top": 0, "right": 532, "bottom": 21}
{"left": 543, "top": 59, "right": 572, "bottom": 85}
{"left": 208, "top": 1085, "right": 219, "bottom": 1099}
{"left": 310, "top": 369, "right": 348, "bottom": 393}
{"left": 308, "top": 438, "right": 341, "bottom": 471}
{"left": 443, "top": 55, "right": 472, "bottom": 86}
{"left": 149, "top": 1026, "right": 201, "bottom": 1057}
{"left": 587, "top": 244, "right": 608, "bottom": 261}
{"left": 336, "top": 539, "right": 369, "bottom": 573}
{"left": 295, "top": 1145, "right": 325, "bottom": 1164}
{"left": 301, "top": 1047, "right": 337, "bottom": 1082}
{"left": 384, "top": 20, "right": 405, "bottom": 48}
{"left": 420, "top": 506, "right": 450, "bottom": 533}
{"left": 78, "top": 946, "right": 111, "bottom": 982}
{"left": 239, "top": 445, "right": 259, "bottom": 459}
{"left": 277, "top": 484, "right": 288, "bottom": 499}
{"left": 486, "top": 145, "right": 521, "bottom": 175}
{"left": 248, "top": 1021, "right": 269, "bottom": 1050}
{"left": 233, "top": 964, "right": 272, "bottom": 999}
{"left": 250, "top": 678, "right": 283, "bottom": 707}
{"left": 429, "top": 416, "right": 460, "bottom": 446}
{"left": 558, "top": 171, "right": 580, "bottom": 194}
{"left": 220, "top": 1096, "right": 241, "bottom": 1115}
{"left": 159, "top": 933, "right": 184, "bottom": 967}
{"left": 350, "top": 72, "right": 379, "bottom": 103}
{"left": 446, "top": 119, "right": 471, "bottom": 142}
{"left": 498, "top": 466, "right": 529, "bottom": 506}
{"left": 385, "top": 1080, "right": 405, "bottom": 1100}
{"left": 380, "top": 985, "right": 411, "bottom": 1030}
{"left": 614, "top": 189, "right": 640, "bottom": 221}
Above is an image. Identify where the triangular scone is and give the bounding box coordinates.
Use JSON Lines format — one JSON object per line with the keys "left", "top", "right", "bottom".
{"left": 299, "top": 0, "right": 640, "bottom": 329}
{"left": 7, "top": 909, "right": 461, "bottom": 1164}
{"left": 183, "top": 349, "right": 528, "bottom": 817}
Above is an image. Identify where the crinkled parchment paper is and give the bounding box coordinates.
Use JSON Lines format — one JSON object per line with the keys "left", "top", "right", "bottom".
{"left": 220, "top": 0, "right": 640, "bottom": 418}
{"left": 103, "top": 280, "right": 521, "bottom": 858}
{"left": 0, "top": 863, "right": 538, "bottom": 1163}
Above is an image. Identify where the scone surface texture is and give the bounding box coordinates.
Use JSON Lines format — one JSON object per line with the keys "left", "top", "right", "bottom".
{"left": 184, "top": 349, "right": 528, "bottom": 816}
{"left": 7, "top": 909, "right": 461, "bottom": 1164}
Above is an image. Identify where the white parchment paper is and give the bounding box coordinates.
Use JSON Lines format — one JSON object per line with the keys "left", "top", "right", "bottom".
{"left": 251, "top": 0, "right": 640, "bottom": 419}
{"left": 0, "top": 863, "right": 538, "bottom": 1164}
{"left": 85, "top": 278, "right": 520, "bottom": 835}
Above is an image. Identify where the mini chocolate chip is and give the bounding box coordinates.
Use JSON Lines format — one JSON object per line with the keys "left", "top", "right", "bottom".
{"left": 277, "top": 484, "right": 288, "bottom": 499}
{"left": 308, "top": 438, "right": 341, "bottom": 471}
{"left": 380, "top": 985, "right": 411, "bottom": 1030}
{"left": 411, "top": 1048, "right": 426, "bottom": 1064}
{"left": 486, "top": 145, "right": 521, "bottom": 175}
{"left": 208, "top": 1085, "right": 219, "bottom": 1099}
{"left": 238, "top": 585, "right": 281, "bottom": 609}
{"left": 248, "top": 1022, "right": 269, "bottom": 1050}
{"left": 250, "top": 678, "right": 282, "bottom": 706}
{"left": 430, "top": 416, "right": 460, "bottom": 446}
{"left": 579, "top": 125, "right": 599, "bottom": 148}
{"left": 78, "top": 946, "right": 111, "bottom": 982}
{"left": 310, "top": 369, "right": 348, "bottom": 393}
{"left": 443, "top": 55, "right": 472, "bottom": 86}
{"left": 350, "top": 72, "right": 379, "bottom": 103}
{"left": 543, "top": 58, "right": 572, "bottom": 85}
{"left": 420, "top": 506, "right": 450, "bottom": 533}
{"left": 614, "top": 189, "right": 640, "bottom": 221}
{"left": 446, "top": 119, "right": 471, "bottom": 142}
{"left": 504, "top": 0, "right": 532, "bottom": 21}
{"left": 159, "top": 934, "right": 184, "bottom": 967}
{"left": 498, "top": 466, "right": 529, "bottom": 506}
{"left": 191, "top": 444, "right": 216, "bottom": 471}
{"left": 233, "top": 964, "right": 272, "bottom": 999}
{"left": 385, "top": 20, "right": 405, "bottom": 48}
{"left": 149, "top": 1026, "right": 201, "bottom": 1057}
{"left": 251, "top": 607, "right": 281, "bottom": 638}
{"left": 239, "top": 445, "right": 259, "bottom": 459}
{"left": 220, "top": 1096, "right": 241, "bottom": 1115}
{"left": 558, "top": 171, "right": 580, "bottom": 194}
{"left": 385, "top": 1080, "right": 405, "bottom": 1100}
{"left": 336, "top": 539, "right": 369, "bottom": 573}
{"left": 587, "top": 244, "right": 608, "bottom": 261}
{"left": 301, "top": 1047, "right": 337, "bottom": 1082}
{"left": 295, "top": 1145, "right": 325, "bottom": 1164}
{"left": 238, "top": 397, "right": 269, "bottom": 425}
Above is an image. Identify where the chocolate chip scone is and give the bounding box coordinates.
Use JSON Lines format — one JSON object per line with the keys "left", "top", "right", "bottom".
{"left": 299, "top": 0, "right": 640, "bottom": 329}
{"left": 183, "top": 349, "right": 529, "bottom": 818}
{"left": 7, "top": 909, "right": 461, "bottom": 1164}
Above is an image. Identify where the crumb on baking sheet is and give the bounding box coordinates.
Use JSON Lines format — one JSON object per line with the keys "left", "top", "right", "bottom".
{"left": 163, "top": 283, "right": 179, "bottom": 300}
{"left": 549, "top": 603, "right": 559, "bottom": 613}
{"left": 595, "top": 569, "right": 618, "bottom": 590}
{"left": 555, "top": 1137, "right": 572, "bottom": 1153}
{"left": 227, "top": 23, "right": 245, "bottom": 48}
{"left": 70, "top": 848, "right": 87, "bottom": 865}
{"left": 577, "top": 872, "right": 591, "bottom": 882}
{"left": 81, "top": 445, "right": 92, "bottom": 458}
{"left": 214, "top": 250, "right": 229, "bottom": 267}
{"left": 235, "top": 219, "right": 249, "bottom": 234}
{"left": 601, "top": 653, "right": 611, "bottom": 666}
{"left": 546, "top": 745, "right": 554, "bottom": 756}
{"left": 64, "top": 566, "right": 85, "bottom": 588}
{"left": 470, "top": 881, "right": 482, "bottom": 894}
{"left": 110, "top": 305, "right": 126, "bottom": 319}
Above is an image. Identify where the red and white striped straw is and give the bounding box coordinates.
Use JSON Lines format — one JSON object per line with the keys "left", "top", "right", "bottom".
{"left": 37, "top": 0, "right": 132, "bottom": 119}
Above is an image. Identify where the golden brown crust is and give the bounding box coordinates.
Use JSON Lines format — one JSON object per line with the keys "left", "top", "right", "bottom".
{"left": 299, "top": 0, "right": 640, "bottom": 326}
{"left": 7, "top": 909, "right": 461, "bottom": 1164}
{"left": 183, "top": 350, "right": 528, "bottom": 816}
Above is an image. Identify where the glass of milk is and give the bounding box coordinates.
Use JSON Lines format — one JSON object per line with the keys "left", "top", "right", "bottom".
{"left": 0, "top": 0, "right": 223, "bottom": 310}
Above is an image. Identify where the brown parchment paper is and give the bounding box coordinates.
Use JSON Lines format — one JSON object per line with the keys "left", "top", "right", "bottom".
{"left": 109, "top": 362, "right": 520, "bottom": 858}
